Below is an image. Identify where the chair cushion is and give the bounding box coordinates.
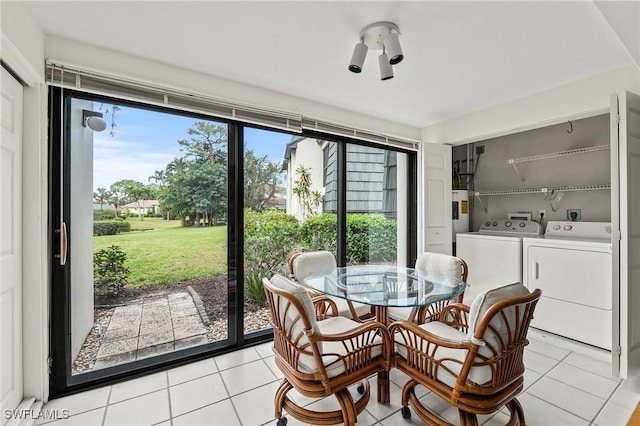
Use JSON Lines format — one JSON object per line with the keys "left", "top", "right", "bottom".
{"left": 298, "top": 316, "right": 383, "bottom": 378}
{"left": 394, "top": 322, "right": 493, "bottom": 387}
{"left": 292, "top": 251, "right": 337, "bottom": 282}
{"left": 270, "top": 274, "right": 322, "bottom": 369}
{"left": 467, "top": 282, "right": 530, "bottom": 340}
{"left": 387, "top": 306, "right": 413, "bottom": 322}
{"left": 330, "top": 297, "right": 371, "bottom": 319}
{"left": 415, "top": 252, "right": 462, "bottom": 278}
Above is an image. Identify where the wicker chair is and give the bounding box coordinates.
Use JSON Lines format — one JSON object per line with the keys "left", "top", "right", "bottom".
{"left": 289, "top": 251, "right": 374, "bottom": 321}
{"left": 263, "top": 274, "right": 392, "bottom": 426}
{"left": 387, "top": 252, "right": 468, "bottom": 324}
{"left": 389, "top": 282, "right": 541, "bottom": 426}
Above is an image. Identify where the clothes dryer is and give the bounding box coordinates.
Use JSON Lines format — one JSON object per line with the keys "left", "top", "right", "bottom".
{"left": 523, "top": 221, "right": 612, "bottom": 350}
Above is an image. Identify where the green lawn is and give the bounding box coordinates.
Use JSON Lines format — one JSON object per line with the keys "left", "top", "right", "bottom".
{"left": 94, "top": 218, "right": 227, "bottom": 287}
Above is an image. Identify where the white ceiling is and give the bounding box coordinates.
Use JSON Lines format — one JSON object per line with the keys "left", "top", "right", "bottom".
{"left": 27, "top": 1, "right": 636, "bottom": 129}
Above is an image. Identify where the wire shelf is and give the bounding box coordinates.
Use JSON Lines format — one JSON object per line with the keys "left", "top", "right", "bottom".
{"left": 507, "top": 145, "right": 610, "bottom": 164}
{"left": 474, "top": 183, "right": 611, "bottom": 197}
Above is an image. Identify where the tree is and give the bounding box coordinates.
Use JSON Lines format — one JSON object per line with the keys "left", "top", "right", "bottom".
{"left": 158, "top": 121, "right": 228, "bottom": 226}
{"left": 93, "top": 187, "right": 110, "bottom": 210}
{"left": 244, "top": 149, "right": 283, "bottom": 211}
{"left": 107, "top": 180, "right": 131, "bottom": 217}
{"left": 178, "top": 121, "right": 227, "bottom": 167}
{"left": 292, "top": 165, "right": 322, "bottom": 221}
{"left": 123, "top": 180, "right": 153, "bottom": 221}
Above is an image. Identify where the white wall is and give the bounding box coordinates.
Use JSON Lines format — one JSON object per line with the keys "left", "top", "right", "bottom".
{"left": 1, "top": 1, "right": 48, "bottom": 402}
{"left": 421, "top": 65, "right": 640, "bottom": 145}
{"left": 69, "top": 100, "right": 95, "bottom": 360}
{"left": 286, "top": 138, "right": 325, "bottom": 221}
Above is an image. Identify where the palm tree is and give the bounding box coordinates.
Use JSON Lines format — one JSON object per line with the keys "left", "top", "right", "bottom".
{"left": 93, "top": 188, "right": 110, "bottom": 210}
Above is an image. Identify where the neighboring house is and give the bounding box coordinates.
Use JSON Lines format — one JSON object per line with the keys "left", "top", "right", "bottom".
{"left": 121, "top": 199, "right": 161, "bottom": 216}
{"left": 283, "top": 136, "right": 398, "bottom": 221}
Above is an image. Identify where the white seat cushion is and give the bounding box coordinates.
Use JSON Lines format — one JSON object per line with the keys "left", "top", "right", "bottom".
{"left": 330, "top": 297, "right": 371, "bottom": 319}
{"left": 292, "top": 251, "right": 336, "bottom": 281}
{"left": 298, "top": 316, "right": 383, "bottom": 378}
{"left": 387, "top": 306, "right": 413, "bottom": 321}
{"left": 415, "top": 252, "right": 462, "bottom": 278}
{"left": 394, "top": 321, "right": 493, "bottom": 388}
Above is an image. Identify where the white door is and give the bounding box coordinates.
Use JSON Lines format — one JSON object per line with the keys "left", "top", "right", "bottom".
{"left": 0, "top": 67, "right": 24, "bottom": 421}
{"left": 422, "top": 143, "right": 452, "bottom": 254}
{"left": 613, "top": 91, "right": 640, "bottom": 378}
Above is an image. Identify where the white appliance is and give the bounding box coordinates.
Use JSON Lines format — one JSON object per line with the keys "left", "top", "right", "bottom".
{"left": 456, "top": 219, "right": 543, "bottom": 304}
{"left": 452, "top": 190, "right": 470, "bottom": 255}
{"left": 523, "top": 221, "right": 612, "bottom": 350}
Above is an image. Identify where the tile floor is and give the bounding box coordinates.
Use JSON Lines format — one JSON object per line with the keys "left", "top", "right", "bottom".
{"left": 38, "top": 329, "right": 640, "bottom": 426}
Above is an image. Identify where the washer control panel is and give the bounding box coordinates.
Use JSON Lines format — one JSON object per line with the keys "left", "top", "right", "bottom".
{"left": 479, "top": 219, "right": 543, "bottom": 235}
{"left": 544, "top": 221, "right": 612, "bottom": 239}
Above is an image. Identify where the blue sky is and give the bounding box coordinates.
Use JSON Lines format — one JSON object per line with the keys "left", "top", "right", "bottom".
{"left": 92, "top": 104, "right": 292, "bottom": 191}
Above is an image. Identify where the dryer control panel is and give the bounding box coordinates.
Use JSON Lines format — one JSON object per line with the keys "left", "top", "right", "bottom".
{"left": 478, "top": 219, "right": 542, "bottom": 235}
{"left": 544, "top": 221, "right": 612, "bottom": 238}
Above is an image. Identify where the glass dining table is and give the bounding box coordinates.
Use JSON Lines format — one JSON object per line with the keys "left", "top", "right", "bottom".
{"left": 303, "top": 264, "right": 466, "bottom": 403}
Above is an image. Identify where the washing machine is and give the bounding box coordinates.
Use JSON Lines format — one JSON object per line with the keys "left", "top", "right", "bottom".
{"left": 523, "top": 221, "right": 612, "bottom": 350}
{"left": 456, "top": 219, "right": 543, "bottom": 304}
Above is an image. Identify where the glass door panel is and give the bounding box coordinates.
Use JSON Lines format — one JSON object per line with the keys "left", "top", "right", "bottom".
{"left": 66, "top": 97, "right": 230, "bottom": 375}
{"left": 345, "top": 144, "right": 408, "bottom": 266}
{"left": 242, "top": 128, "right": 292, "bottom": 336}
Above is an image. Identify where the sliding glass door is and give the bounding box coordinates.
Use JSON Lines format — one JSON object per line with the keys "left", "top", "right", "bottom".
{"left": 50, "top": 88, "right": 417, "bottom": 396}
{"left": 50, "top": 90, "right": 238, "bottom": 394}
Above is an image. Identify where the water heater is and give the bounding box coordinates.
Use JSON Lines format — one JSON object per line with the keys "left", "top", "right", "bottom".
{"left": 452, "top": 190, "right": 470, "bottom": 254}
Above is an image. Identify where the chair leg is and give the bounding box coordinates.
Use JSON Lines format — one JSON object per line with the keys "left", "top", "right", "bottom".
{"left": 335, "top": 389, "right": 357, "bottom": 426}
{"left": 274, "top": 380, "right": 293, "bottom": 420}
{"left": 458, "top": 410, "right": 479, "bottom": 426}
{"left": 403, "top": 380, "right": 451, "bottom": 426}
{"left": 505, "top": 398, "right": 525, "bottom": 426}
{"left": 401, "top": 378, "right": 418, "bottom": 408}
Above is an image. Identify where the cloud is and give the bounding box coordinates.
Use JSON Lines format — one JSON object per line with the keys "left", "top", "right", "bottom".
{"left": 93, "top": 137, "right": 175, "bottom": 190}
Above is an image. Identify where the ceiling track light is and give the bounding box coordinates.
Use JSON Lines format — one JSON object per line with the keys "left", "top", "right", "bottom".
{"left": 348, "top": 21, "right": 404, "bottom": 80}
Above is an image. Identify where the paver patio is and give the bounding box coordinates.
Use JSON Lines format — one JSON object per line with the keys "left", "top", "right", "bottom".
{"left": 93, "top": 291, "right": 208, "bottom": 369}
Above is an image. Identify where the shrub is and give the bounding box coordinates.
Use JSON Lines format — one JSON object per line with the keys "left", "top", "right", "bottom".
{"left": 245, "top": 272, "right": 267, "bottom": 305}
{"left": 299, "top": 213, "right": 397, "bottom": 263}
{"left": 93, "top": 220, "right": 131, "bottom": 236}
{"left": 94, "top": 245, "right": 130, "bottom": 293}
{"left": 244, "top": 209, "right": 299, "bottom": 279}
{"left": 346, "top": 214, "right": 396, "bottom": 263}
{"left": 299, "top": 213, "right": 337, "bottom": 256}
{"left": 93, "top": 209, "right": 116, "bottom": 221}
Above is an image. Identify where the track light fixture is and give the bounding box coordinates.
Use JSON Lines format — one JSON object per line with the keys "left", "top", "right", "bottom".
{"left": 348, "top": 21, "right": 404, "bottom": 81}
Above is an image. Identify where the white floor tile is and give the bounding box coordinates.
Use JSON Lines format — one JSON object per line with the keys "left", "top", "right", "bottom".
{"left": 40, "top": 386, "right": 111, "bottom": 419}
{"left": 169, "top": 373, "right": 229, "bottom": 417}
{"left": 523, "top": 350, "right": 561, "bottom": 375}
{"left": 546, "top": 362, "right": 620, "bottom": 399}
{"left": 104, "top": 389, "right": 170, "bottom": 426}
{"left": 562, "top": 352, "right": 615, "bottom": 379}
{"left": 110, "top": 371, "right": 167, "bottom": 404}
{"left": 518, "top": 393, "right": 589, "bottom": 425}
{"left": 253, "top": 341, "right": 274, "bottom": 358}
{"left": 214, "top": 347, "right": 260, "bottom": 371}
{"left": 263, "top": 355, "right": 285, "bottom": 380}
{"left": 526, "top": 336, "right": 571, "bottom": 360}
{"left": 524, "top": 369, "right": 543, "bottom": 390}
{"left": 38, "top": 407, "right": 105, "bottom": 426}
{"left": 166, "top": 358, "right": 217, "bottom": 386}
{"left": 527, "top": 376, "right": 606, "bottom": 421}
{"left": 609, "top": 376, "right": 640, "bottom": 410}
{"left": 231, "top": 381, "right": 281, "bottom": 426}
{"left": 220, "top": 359, "right": 277, "bottom": 396}
{"left": 172, "top": 399, "right": 241, "bottom": 426}
{"left": 593, "top": 401, "right": 634, "bottom": 426}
